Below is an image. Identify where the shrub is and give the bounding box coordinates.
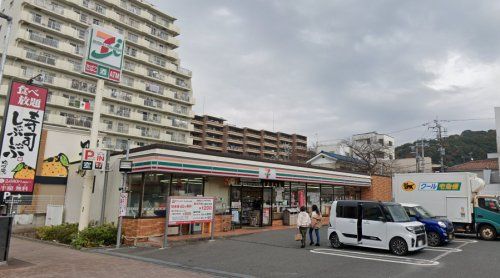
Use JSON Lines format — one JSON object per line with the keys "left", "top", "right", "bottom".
{"left": 71, "top": 224, "right": 117, "bottom": 249}
{"left": 35, "top": 223, "right": 78, "bottom": 245}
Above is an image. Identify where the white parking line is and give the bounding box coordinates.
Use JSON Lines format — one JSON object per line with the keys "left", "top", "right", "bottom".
{"left": 453, "top": 239, "right": 478, "bottom": 243}
{"left": 431, "top": 240, "right": 473, "bottom": 261}
{"left": 425, "top": 246, "right": 462, "bottom": 252}
{"left": 310, "top": 249, "right": 439, "bottom": 266}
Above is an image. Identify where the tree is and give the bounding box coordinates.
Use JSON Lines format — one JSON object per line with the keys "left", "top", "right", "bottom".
{"left": 341, "top": 138, "right": 393, "bottom": 175}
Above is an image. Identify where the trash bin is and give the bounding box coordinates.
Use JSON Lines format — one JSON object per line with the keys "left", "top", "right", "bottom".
{"left": 0, "top": 216, "right": 13, "bottom": 264}
{"left": 283, "top": 208, "right": 300, "bottom": 226}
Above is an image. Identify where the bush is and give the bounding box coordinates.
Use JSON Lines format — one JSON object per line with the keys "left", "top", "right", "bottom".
{"left": 35, "top": 223, "right": 78, "bottom": 245}
{"left": 35, "top": 223, "right": 117, "bottom": 249}
{"left": 71, "top": 224, "right": 117, "bottom": 249}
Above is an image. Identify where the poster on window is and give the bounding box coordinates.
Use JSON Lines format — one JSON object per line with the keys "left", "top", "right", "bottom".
{"left": 168, "top": 197, "right": 214, "bottom": 225}
{"left": 0, "top": 81, "right": 48, "bottom": 193}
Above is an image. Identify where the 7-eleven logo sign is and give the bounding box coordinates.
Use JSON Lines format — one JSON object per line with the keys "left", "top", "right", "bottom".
{"left": 84, "top": 25, "right": 124, "bottom": 82}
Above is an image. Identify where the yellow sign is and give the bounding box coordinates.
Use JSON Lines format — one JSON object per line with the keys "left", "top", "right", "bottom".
{"left": 402, "top": 180, "right": 416, "bottom": 192}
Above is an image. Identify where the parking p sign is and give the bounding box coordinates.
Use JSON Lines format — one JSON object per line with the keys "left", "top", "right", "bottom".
{"left": 81, "top": 149, "right": 106, "bottom": 171}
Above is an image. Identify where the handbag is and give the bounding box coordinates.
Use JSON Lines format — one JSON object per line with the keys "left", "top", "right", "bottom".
{"left": 295, "top": 231, "right": 303, "bottom": 241}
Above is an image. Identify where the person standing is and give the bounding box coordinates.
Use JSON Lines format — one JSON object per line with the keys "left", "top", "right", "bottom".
{"left": 297, "top": 206, "right": 311, "bottom": 248}
{"left": 309, "top": 204, "right": 322, "bottom": 246}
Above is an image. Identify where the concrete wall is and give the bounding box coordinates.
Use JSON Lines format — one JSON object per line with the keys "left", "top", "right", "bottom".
{"left": 361, "top": 175, "right": 392, "bottom": 201}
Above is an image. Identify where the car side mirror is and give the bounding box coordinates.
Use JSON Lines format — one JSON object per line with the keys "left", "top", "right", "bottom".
{"left": 378, "top": 216, "right": 386, "bottom": 222}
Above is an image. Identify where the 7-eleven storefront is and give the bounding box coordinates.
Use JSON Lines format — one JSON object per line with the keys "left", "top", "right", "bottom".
{"left": 103, "top": 145, "right": 371, "bottom": 244}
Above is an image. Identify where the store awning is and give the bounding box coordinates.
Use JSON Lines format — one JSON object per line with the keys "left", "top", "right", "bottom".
{"left": 113, "top": 145, "right": 371, "bottom": 187}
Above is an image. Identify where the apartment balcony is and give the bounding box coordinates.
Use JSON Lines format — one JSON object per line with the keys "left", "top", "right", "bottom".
{"left": 205, "top": 145, "right": 223, "bottom": 151}
{"left": 44, "top": 114, "right": 92, "bottom": 129}
{"left": 46, "top": 95, "right": 93, "bottom": 111}
{"left": 165, "top": 90, "right": 194, "bottom": 105}
{"left": 246, "top": 148, "right": 261, "bottom": 154}
{"left": 20, "top": 29, "right": 82, "bottom": 58}
{"left": 227, "top": 138, "right": 244, "bottom": 144}
{"left": 245, "top": 132, "right": 261, "bottom": 139}
{"left": 263, "top": 134, "right": 277, "bottom": 141}
{"left": 263, "top": 141, "right": 278, "bottom": 148}
{"left": 263, "top": 149, "right": 277, "bottom": 156}
{"left": 278, "top": 137, "right": 293, "bottom": 143}
{"left": 245, "top": 140, "right": 261, "bottom": 147}
{"left": 11, "top": 48, "right": 76, "bottom": 73}
{"left": 20, "top": 11, "right": 82, "bottom": 42}
{"left": 167, "top": 23, "right": 180, "bottom": 36}
{"left": 80, "top": 0, "right": 108, "bottom": 17}
{"left": 205, "top": 136, "right": 223, "bottom": 143}
{"left": 206, "top": 128, "right": 223, "bottom": 136}
{"left": 25, "top": 0, "right": 82, "bottom": 24}
{"left": 99, "top": 123, "right": 130, "bottom": 136}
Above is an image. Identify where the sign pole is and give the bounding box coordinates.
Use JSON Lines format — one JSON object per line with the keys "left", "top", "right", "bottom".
{"left": 78, "top": 78, "right": 104, "bottom": 231}
{"left": 116, "top": 140, "right": 129, "bottom": 248}
{"left": 162, "top": 175, "right": 172, "bottom": 249}
{"left": 210, "top": 197, "right": 215, "bottom": 241}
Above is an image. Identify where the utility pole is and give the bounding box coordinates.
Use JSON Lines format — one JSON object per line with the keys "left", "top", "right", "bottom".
{"left": 427, "top": 119, "right": 447, "bottom": 172}
{"left": 0, "top": 12, "right": 13, "bottom": 88}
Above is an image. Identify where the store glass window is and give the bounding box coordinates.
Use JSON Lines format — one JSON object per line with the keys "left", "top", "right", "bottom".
{"left": 306, "top": 184, "right": 320, "bottom": 211}
{"left": 334, "top": 186, "right": 345, "bottom": 201}
{"left": 171, "top": 175, "right": 204, "bottom": 196}
{"left": 141, "top": 173, "right": 170, "bottom": 217}
{"left": 271, "top": 182, "right": 289, "bottom": 220}
{"left": 291, "top": 182, "right": 306, "bottom": 208}
{"left": 320, "top": 185, "right": 334, "bottom": 216}
{"left": 127, "top": 173, "right": 143, "bottom": 217}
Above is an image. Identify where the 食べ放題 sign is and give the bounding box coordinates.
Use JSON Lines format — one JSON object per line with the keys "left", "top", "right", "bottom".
{"left": 0, "top": 82, "right": 48, "bottom": 193}
{"left": 83, "top": 25, "right": 125, "bottom": 82}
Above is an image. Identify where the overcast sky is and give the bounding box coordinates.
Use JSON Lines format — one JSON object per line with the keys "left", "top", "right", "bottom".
{"left": 151, "top": 0, "right": 498, "bottom": 146}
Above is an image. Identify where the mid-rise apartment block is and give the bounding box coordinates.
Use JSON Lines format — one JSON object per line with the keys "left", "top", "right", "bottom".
{"left": 0, "top": 0, "right": 194, "bottom": 151}
{"left": 352, "top": 132, "right": 395, "bottom": 160}
{"left": 191, "top": 115, "right": 309, "bottom": 162}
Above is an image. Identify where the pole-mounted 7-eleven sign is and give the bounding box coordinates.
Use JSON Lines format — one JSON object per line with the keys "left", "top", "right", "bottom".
{"left": 83, "top": 25, "right": 125, "bottom": 82}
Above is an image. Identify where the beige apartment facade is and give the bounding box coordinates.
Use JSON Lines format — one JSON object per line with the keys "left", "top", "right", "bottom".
{"left": 0, "top": 0, "right": 194, "bottom": 151}
{"left": 191, "top": 115, "right": 309, "bottom": 162}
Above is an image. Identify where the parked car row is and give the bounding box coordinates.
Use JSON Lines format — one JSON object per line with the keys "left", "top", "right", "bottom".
{"left": 327, "top": 172, "right": 500, "bottom": 256}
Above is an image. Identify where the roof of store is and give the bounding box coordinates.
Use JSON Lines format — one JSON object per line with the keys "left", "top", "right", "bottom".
{"left": 447, "top": 159, "right": 499, "bottom": 171}
{"left": 112, "top": 144, "right": 371, "bottom": 186}
{"left": 307, "top": 151, "right": 365, "bottom": 165}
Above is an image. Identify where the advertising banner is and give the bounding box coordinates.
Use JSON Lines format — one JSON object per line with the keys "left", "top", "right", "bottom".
{"left": 419, "top": 182, "right": 461, "bottom": 191}
{"left": 0, "top": 82, "right": 48, "bottom": 193}
{"left": 168, "top": 197, "right": 214, "bottom": 225}
{"left": 83, "top": 25, "right": 124, "bottom": 82}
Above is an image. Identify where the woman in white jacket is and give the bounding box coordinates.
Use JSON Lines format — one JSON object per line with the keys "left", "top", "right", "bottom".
{"left": 297, "top": 206, "right": 311, "bottom": 248}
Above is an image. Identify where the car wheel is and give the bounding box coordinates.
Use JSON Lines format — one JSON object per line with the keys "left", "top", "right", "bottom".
{"left": 427, "top": 232, "right": 441, "bottom": 247}
{"left": 390, "top": 237, "right": 409, "bottom": 256}
{"left": 330, "top": 233, "right": 343, "bottom": 249}
{"left": 479, "top": 225, "right": 497, "bottom": 241}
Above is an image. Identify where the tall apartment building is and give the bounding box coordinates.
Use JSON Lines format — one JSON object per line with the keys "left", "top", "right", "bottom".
{"left": 191, "top": 115, "right": 309, "bottom": 162}
{"left": 0, "top": 0, "right": 194, "bottom": 151}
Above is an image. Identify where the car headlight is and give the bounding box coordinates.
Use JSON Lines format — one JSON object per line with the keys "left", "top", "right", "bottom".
{"left": 438, "top": 221, "right": 447, "bottom": 228}
{"left": 406, "top": 226, "right": 417, "bottom": 234}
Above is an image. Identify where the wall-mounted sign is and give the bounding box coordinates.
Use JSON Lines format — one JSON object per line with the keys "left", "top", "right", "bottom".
{"left": 81, "top": 149, "right": 106, "bottom": 171}
{"left": 0, "top": 82, "right": 48, "bottom": 193}
{"left": 402, "top": 180, "right": 416, "bottom": 192}
{"left": 83, "top": 25, "right": 124, "bottom": 82}
{"left": 119, "top": 160, "right": 133, "bottom": 172}
{"left": 168, "top": 197, "right": 214, "bottom": 225}
{"left": 118, "top": 192, "right": 128, "bottom": 217}
{"left": 259, "top": 168, "right": 277, "bottom": 180}
{"left": 419, "top": 182, "right": 461, "bottom": 191}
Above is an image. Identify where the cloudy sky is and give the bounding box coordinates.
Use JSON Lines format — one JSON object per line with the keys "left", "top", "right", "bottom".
{"left": 152, "top": 0, "right": 498, "bottom": 146}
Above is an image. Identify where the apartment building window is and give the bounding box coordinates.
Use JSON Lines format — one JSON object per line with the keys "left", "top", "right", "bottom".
{"left": 122, "top": 76, "right": 134, "bottom": 87}
{"left": 141, "top": 111, "right": 159, "bottom": 123}
{"left": 71, "top": 25, "right": 86, "bottom": 39}
{"left": 31, "top": 12, "right": 42, "bottom": 24}
{"left": 125, "top": 46, "right": 137, "bottom": 57}
{"left": 145, "top": 82, "right": 163, "bottom": 95}
{"left": 124, "top": 61, "right": 135, "bottom": 71}
{"left": 172, "top": 132, "right": 186, "bottom": 143}
{"left": 78, "top": 12, "right": 89, "bottom": 24}
{"left": 130, "top": 5, "right": 141, "bottom": 15}
{"left": 95, "top": 3, "right": 106, "bottom": 15}
{"left": 128, "top": 18, "right": 139, "bottom": 29}
{"left": 127, "top": 32, "right": 139, "bottom": 43}
{"left": 176, "top": 79, "right": 189, "bottom": 89}
{"left": 68, "top": 59, "right": 82, "bottom": 71}
{"left": 116, "top": 106, "right": 131, "bottom": 117}
{"left": 93, "top": 18, "right": 101, "bottom": 26}
{"left": 115, "top": 25, "right": 124, "bottom": 35}
{"left": 48, "top": 18, "right": 61, "bottom": 31}
{"left": 147, "top": 68, "right": 163, "bottom": 80}
{"left": 27, "top": 30, "right": 59, "bottom": 48}
{"left": 149, "top": 56, "right": 166, "bottom": 67}
{"left": 117, "top": 122, "right": 128, "bottom": 133}
{"left": 102, "top": 137, "right": 113, "bottom": 148}
{"left": 116, "top": 139, "right": 128, "bottom": 150}
{"left": 135, "top": 141, "right": 145, "bottom": 147}
{"left": 103, "top": 119, "right": 113, "bottom": 130}
{"left": 21, "top": 66, "right": 34, "bottom": 78}
{"left": 174, "top": 91, "right": 190, "bottom": 102}
{"left": 71, "top": 79, "right": 96, "bottom": 93}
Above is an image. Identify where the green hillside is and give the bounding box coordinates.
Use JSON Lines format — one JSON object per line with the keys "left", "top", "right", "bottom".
{"left": 396, "top": 130, "right": 496, "bottom": 167}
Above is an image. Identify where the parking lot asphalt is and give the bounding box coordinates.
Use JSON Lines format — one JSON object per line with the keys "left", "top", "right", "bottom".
{"left": 99, "top": 228, "right": 500, "bottom": 278}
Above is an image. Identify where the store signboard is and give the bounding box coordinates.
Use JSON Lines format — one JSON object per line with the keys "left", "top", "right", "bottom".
{"left": 83, "top": 25, "right": 124, "bottom": 82}
{"left": 118, "top": 192, "right": 128, "bottom": 217}
{"left": 168, "top": 197, "right": 214, "bottom": 225}
{"left": 0, "top": 82, "right": 48, "bottom": 193}
{"left": 259, "top": 168, "right": 277, "bottom": 180}
{"left": 81, "top": 149, "right": 106, "bottom": 171}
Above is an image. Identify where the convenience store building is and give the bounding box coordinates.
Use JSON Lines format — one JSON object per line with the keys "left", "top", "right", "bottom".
{"left": 95, "top": 144, "right": 372, "bottom": 244}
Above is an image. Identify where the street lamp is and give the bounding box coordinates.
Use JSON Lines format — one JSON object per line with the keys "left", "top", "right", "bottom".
{"left": 0, "top": 12, "right": 13, "bottom": 89}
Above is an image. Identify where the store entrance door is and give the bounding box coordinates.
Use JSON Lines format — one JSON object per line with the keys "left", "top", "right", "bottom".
{"left": 241, "top": 186, "right": 263, "bottom": 227}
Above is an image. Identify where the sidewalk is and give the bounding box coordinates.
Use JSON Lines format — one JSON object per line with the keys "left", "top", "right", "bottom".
{"left": 0, "top": 237, "right": 209, "bottom": 278}
{"left": 145, "top": 225, "right": 295, "bottom": 247}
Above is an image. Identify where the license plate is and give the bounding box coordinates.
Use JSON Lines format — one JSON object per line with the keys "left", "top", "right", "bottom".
{"left": 418, "top": 240, "right": 423, "bottom": 246}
